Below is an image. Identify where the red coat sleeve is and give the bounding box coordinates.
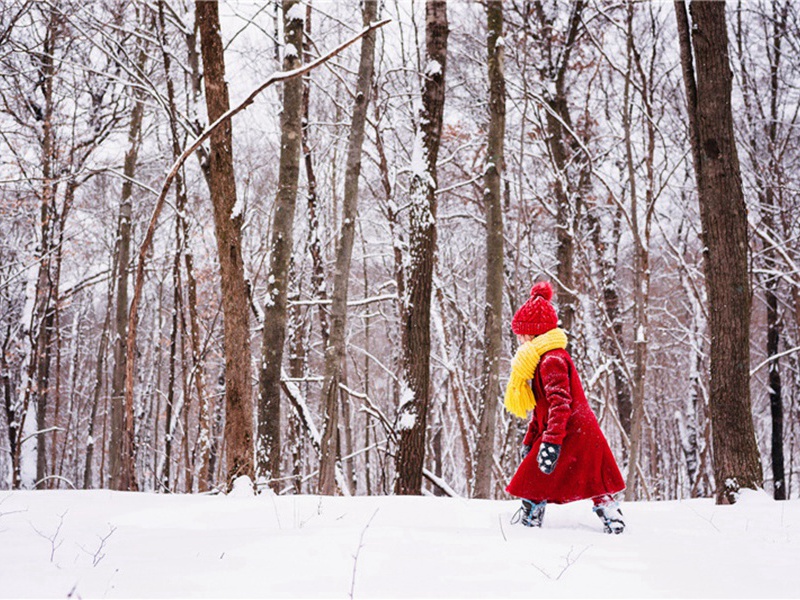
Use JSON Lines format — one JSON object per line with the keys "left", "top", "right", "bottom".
{"left": 539, "top": 353, "right": 573, "bottom": 445}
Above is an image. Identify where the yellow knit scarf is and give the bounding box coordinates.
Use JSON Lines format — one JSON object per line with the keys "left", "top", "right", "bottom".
{"left": 503, "top": 328, "right": 568, "bottom": 418}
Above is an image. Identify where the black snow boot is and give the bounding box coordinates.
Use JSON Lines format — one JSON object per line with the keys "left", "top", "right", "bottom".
{"left": 593, "top": 500, "right": 625, "bottom": 534}
{"left": 511, "top": 499, "right": 546, "bottom": 528}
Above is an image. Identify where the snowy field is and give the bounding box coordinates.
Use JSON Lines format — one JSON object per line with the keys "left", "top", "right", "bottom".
{"left": 1, "top": 484, "right": 798, "bottom": 599}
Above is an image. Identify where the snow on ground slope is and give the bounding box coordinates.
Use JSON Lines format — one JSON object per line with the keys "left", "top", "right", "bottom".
{"left": 0, "top": 488, "right": 798, "bottom": 598}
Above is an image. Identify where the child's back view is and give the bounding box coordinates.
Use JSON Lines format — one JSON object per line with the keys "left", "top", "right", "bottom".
{"left": 504, "top": 281, "right": 626, "bottom": 533}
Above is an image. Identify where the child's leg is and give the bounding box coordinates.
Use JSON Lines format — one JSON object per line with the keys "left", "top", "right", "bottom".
{"left": 592, "top": 495, "right": 625, "bottom": 534}
{"left": 511, "top": 498, "right": 547, "bottom": 527}
{"left": 592, "top": 494, "right": 615, "bottom": 507}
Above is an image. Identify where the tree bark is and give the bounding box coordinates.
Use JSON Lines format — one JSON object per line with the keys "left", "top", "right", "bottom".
{"left": 196, "top": 0, "right": 254, "bottom": 488}
{"left": 318, "top": 0, "right": 378, "bottom": 496}
{"left": 108, "top": 41, "right": 147, "bottom": 490}
{"left": 158, "top": 0, "right": 211, "bottom": 492}
{"left": 473, "top": 0, "right": 505, "bottom": 500}
{"left": 29, "top": 5, "right": 60, "bottom": 489}
{"left": 394, "top": 0, "right": 448, "bottom": 495}
{"left": 257, "top": 0, "right": 305, "bottom": 488}
{"left": 675, "top": 0, "right": 764, "bottom": 504}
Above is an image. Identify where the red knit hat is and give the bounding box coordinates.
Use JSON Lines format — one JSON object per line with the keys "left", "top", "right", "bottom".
{"left": 511, "top": 281, "right": 559, "bottom": 336}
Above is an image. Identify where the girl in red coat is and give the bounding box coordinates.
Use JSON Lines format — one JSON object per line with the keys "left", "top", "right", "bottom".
{"left": 504, "top": 281, "right": 626, "bottom": 533}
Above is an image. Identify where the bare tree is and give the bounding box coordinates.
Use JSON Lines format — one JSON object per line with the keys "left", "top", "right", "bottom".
{"left": 108, "top": 28, "right": 148, "bottom": 491}
{"left": 473, "top": 0, "right": 505, "bottom": 499}
{"left": 257, "top": 0, "right": 305, "bottom": 488}
{"left": 196, "top": 0, "right": 254, "bottom": 488}
{"left": 395, "top": 0, "right": 449, "bottom": 495}
{"left": 675, "top": 0, "right": 764, "bottom": 504}
{"left": 734, "top": 0, "right": 791, "bottom": 501}
{"left": 318, "top": 0, "right": 379, "bottom": 495}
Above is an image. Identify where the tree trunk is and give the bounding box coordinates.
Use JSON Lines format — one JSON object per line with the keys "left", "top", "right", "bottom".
{"left": 158, "top": 0, "right": 211, "bottom": 492}
{"left": 29, "top": 5, "right": 61, "bottom": 489}
{"left": 257, "top": 0, "right": 305, "bottom": 488}
{"left": 108, "top": 36, "right": 147, "bottom": 491}
{"left": 395, "top": 0, "right": 448, "bottom": 495}
{"left": 623, "top": 1, "right": 656, "bottom": 501}
{"left": 474, "top": 0, "right": 505, "bottom": 500}
{"left": 196, "top": 0, "right": 254, "bottom": 489}
{"left": 675, "top": 0, "right": 764, "bottom": 504}
{"left": 318, "top": 0, "right": 378, "bottom": 496}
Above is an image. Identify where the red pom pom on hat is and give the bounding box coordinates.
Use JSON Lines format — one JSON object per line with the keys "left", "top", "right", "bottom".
{"left": 512, "top": 280, "right": 559, "bottom": 336}
{"left": 529, "top": 281, "right": 553, "bottom": 302}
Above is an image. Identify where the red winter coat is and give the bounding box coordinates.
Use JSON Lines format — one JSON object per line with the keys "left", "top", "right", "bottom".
{"left": 506, "top": 348, "right": 625, "bottom": 504}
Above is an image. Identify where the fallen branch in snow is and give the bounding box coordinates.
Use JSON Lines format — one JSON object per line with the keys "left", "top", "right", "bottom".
{"left": 349, "top": 508, "right": 380, "bottom": 600}
{"left": 422, "top": 468, "right": 460, "bottom": 498}
{"left": 32, "top": 475, "right": 76, "bottom": 490}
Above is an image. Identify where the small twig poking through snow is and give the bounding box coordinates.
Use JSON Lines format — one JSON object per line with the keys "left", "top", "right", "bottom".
{"left": 531, "top": 545, "right": 591, "bottom": 580}
{"left": 31, "top": 510, "right": 68, "bottom": 563}
{"left": 498, "top": 514, "right": 507, "bottom": 542}
{"left": 349, "top": 508, "right": 380, "bottom": 600}
{"left": 78, "top": 523, "right": 117, "bottom": 567}
{"left": 687, "top": 504, "right": 720, "bottom": 532}
{"left": 0, "top": 494, "right": 27, "bottom": 521}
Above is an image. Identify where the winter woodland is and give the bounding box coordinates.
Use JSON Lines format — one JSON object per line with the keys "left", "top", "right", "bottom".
{"left": 2, "top": 0, "right": 799, "bottom": 505}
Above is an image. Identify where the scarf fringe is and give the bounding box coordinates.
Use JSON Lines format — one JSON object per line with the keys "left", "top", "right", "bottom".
{"left": 503, "top": 328, "right": 568, "bottom": 418}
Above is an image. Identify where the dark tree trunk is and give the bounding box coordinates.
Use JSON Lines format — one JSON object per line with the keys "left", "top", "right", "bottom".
{"left": 196, "top": 0, "right": 254, "bottom": 489}
{"left": 394, "top": 0, "right": 448, "bottom": 495}
{"left": 257, "top": 0, "right": 305, "bottom": 488}
{"left": 474, "top": 0, "right": 505, "bottom": 500}
{"left": 675, "top": 0, "right": 764, "bottom": 504}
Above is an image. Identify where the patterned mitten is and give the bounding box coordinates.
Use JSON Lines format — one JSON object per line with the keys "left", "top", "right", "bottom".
{"left": 537, "top": 442, "right": 561, "bottom": 474}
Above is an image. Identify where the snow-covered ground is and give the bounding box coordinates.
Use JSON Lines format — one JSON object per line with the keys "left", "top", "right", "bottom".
{"left": 1, "top": 485, "right": 798, "bottom": 598}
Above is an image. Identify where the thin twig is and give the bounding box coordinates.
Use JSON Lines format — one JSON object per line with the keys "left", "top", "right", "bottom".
{"left": 531, "top": 545, "right": 592, "bottom": 580}
{"left": 498, "top": 514, "right": 507, "bottom": 542}
{"left": 349, "top": 508, "right": 380, "bottom": 600}
{"left": 31, "top": 510, "right": 68, "bottom": 563}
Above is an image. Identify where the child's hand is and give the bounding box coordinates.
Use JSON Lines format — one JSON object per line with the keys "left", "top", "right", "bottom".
{"left": 537, "top": 442, "right": 561, "bottom": 474}
{"left": 520, "top": 444, "right": 532, "bottom": 460}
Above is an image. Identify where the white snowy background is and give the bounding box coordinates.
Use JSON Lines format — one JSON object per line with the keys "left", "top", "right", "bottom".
{"left": 1, "top": 483, "right": 798, "bottom": 598}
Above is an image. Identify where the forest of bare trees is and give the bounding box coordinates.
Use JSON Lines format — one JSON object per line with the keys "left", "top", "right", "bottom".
{"left": 2, "top": 0, "right": 799, "bottom": 505}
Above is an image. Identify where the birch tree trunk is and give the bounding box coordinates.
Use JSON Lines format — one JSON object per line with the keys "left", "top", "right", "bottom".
{"left": 317, "top": 0, "right": 379, "bottom": 496}
{"left": 196, "top": 0, "right": 254, "bottom": 488}
{"left": 473, "top": 0, "right": 505, "bottom": 500}
{"left": 675, "top": 0, "right": 764, "bottom": 504}
{"left": 395, "top": 0, "right": 448, "bottom": 495}
{"left": 257, "top": 0, "right": 305, "bottom": 488}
